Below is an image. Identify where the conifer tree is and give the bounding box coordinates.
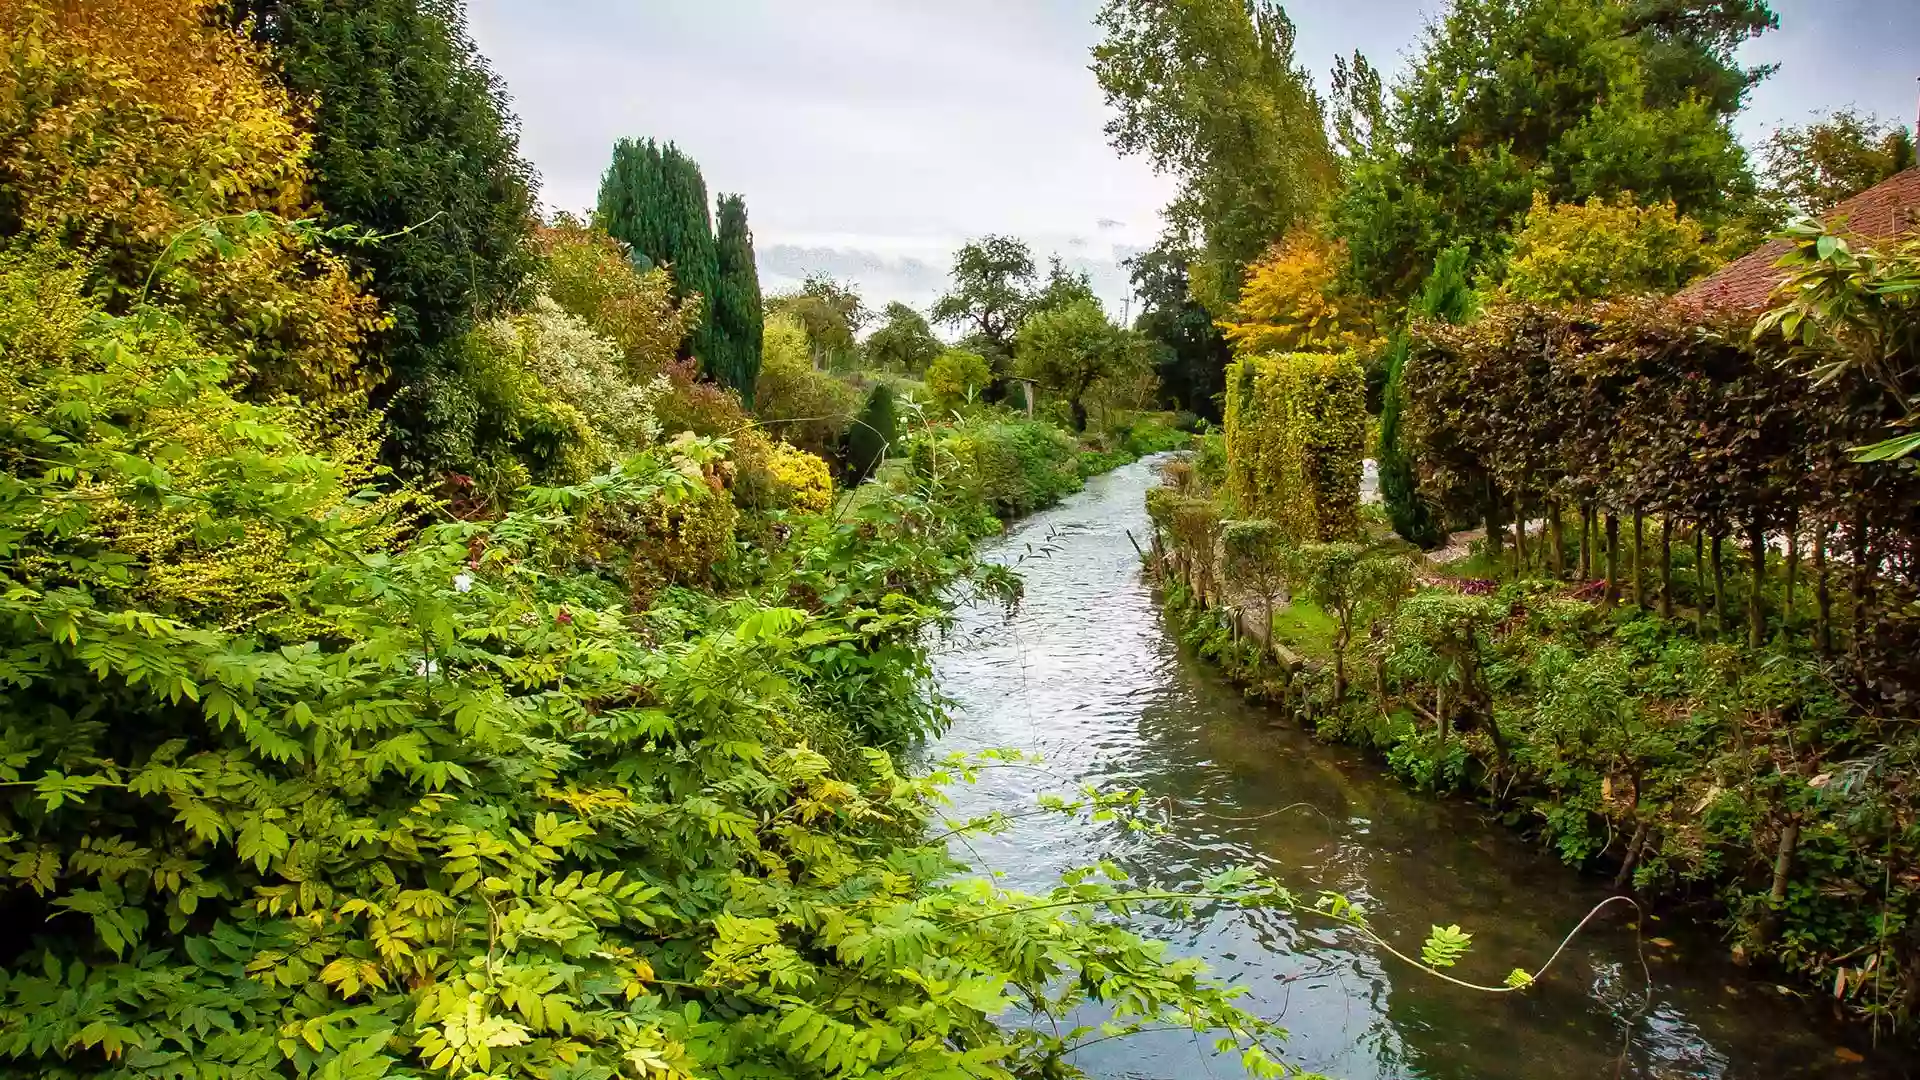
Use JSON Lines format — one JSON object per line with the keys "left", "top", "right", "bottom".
{"left": 844, "top": 383, "right": 899, "bottom": 483}
{"left": 712, "top": 193, "right": 764, "bottom": 404}
{"left": 596, "top": 138, "right": 720, "bottom": 366}
{"left": 1379, "top": 243, "right": 1473, "bottom": 548}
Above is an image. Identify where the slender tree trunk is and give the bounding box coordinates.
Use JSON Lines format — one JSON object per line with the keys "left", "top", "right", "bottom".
{"left": 1513, "top": 489, "right": 1529, "bottom": 577}
{"left": 1784, "top": 511, "right": 1800, "bottom": 625}
{"left": 1765, "top": 818, "right": 1800, "bottom": 941}
{"left": 1660, "top": 517, "right": 1674, "bottom": 620}
{"left": 1747, "top": 515, "right": 1767, "bottom": 650}
{"left": 1614, "top": 819, "right": 1651, "bottom": 891}
{"left": 1694, "top": 527, "right": 1707, "bottom": 638}
{"left": 1483, "top": 475, "right": 1504, "bottom": 566}
{"left": 1579, "top": 506, "right": 1593, "bottom": 580}
{"left": 1604, "top": 513, "right": 1621, "bottom": 608}
{"left": 1333, "top": 622, "right": 1350, "bottom": 704}
{"left": 1711, "top": 531, "right": 1727, "bottom": 634}
{"left": 1632, "top": 510, "right": 1646, "bottom": 611}
{"left": 1433, "top": 682, "right": 1449, "bottom": 784}
{"left": 1815, "top": 521, "right": 1833, "bottom": 654}
{"left": 1850, "top": 506, "right": 1870, "bottom": 656}
{"left": 1549, "top": 501, "right": 1565, "bottom": 578}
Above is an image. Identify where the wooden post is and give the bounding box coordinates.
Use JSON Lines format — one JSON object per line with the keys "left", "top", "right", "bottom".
{"left": 1747, "top": 515, "right": 1767, "bottom": 650}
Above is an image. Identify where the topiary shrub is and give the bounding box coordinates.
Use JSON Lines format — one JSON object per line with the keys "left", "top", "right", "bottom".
{"left": 925, "top": 348, "right": 992, "bottom": 412}
{"left": 843, "top": 382, "right": 899, "bottom": 483}
{"left": 1223, "top": 351, "right": 1365, "bottom": 542}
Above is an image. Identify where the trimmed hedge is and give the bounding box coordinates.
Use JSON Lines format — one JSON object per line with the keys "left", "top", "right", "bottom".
{"left": 1223, "top": 351, "right": 1366, "bottom": 542}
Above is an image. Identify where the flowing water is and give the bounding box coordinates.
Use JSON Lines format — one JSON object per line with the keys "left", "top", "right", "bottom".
{"left": 925, "top": 457, "right": 1907, "bottom": 1080}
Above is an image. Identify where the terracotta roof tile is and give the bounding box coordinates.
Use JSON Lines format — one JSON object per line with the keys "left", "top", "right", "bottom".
{"left": 1674, "top": 168, "right": 1920, "bottom": 313}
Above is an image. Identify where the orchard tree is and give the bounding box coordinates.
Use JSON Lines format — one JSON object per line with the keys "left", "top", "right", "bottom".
{"left": 767, "top": 273, "right": 868, "bottom": 370}
{"left": 932, "top": 235, "right": 1038, "bottom": 360}
{"left": 711, "top": 193, "right": 764, "bottom": 404}
{"left": 1093, "top": 0, "right": 1336, "bottom": 308}
{"left": 1030, "top": 256, "right": 1098, "bottom": 315}
{"left": 1128, "top": 241, "right": 1232, "bottom": 420}
{"left": 1014, "top": 298, "right": 1141, "bottom": 431}
{"left": 597, "top": 138, "right": 720, "bottom": 362}
{"left": 864, "top": 302, "right": 942, "bottom": 372}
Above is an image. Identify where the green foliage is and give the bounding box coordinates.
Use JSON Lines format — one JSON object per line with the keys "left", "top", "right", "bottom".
{"left": 844, "top": 382, "right": 899, "bottom": 483}
{"left": 1333, "top": 0, "right": 1764, "bottom": 298}
{"left": 1223, "top": 351, "right": 1366, "bottom": 542}
{"left": 1127, "top": 241, "right": 1233, "bottom": 420}
{"left": 910, "top": 419, "right": 1083, "bottom": 522}
{"left": 1420, "top": 925, "right": 1474, "bottom": 969}
{"left": 766, "top": 273, "right": 868, "bottom": 372}
{"left": 1758, "top": 108, "right": 1915, "bottom": 218}
{"left": 711, "top": 193, "right": 764, "bottom": 404}
{"left": 925, "top": 348, "right": 993, "bottom": 412}
{"left": 931, "top": 236, "right": 1037, "bottom": 363}
{"left": 231, "top": 0, "right": 539, "bottom": 378}
{"left": 863, "top": 301, "right": 942, "bottom": 373}
{"left": 538, "top": 214, "right": 695, "bottom": 382}
{"left": 597, "top": 138, "right": 721, "bottom": 364}
{"left": 752, "top": 314, "right": 862, "bottom": 461}
{"left": 1014, "top": 298, "right": 1142, "bottom": 432}
{"left": 1091, "top": 0, "right": 1336, "bottom": 300}
{"left": 1500, "top": 192, "right": 1721, "bottom": 303}
{"left": 1380, "top": 244, "right": 1474, "bottom": 548}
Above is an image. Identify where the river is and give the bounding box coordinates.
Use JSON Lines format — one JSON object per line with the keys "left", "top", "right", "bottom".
{"left": 925, "top": 457, "right": 1906, "bottom": 1080}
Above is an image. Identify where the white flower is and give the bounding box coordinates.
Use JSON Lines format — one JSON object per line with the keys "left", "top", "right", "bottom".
{"left": 414, "top": 658, "right": 440, "bottom": 677}
{"left": 453, "top": 572, "right": 474, "bottom": 594}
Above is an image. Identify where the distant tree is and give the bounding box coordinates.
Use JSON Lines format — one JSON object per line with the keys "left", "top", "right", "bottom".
{"left": 1333, "top": 0, "right": 1770, "bottom": 299}
{"left": 597, "top": 138, "right": 720, "bottom": 363}
{"left": 754, "top": 313, "right": 861, "bottom": 458}
{"left": 1014, "top": 298, "right": 1140, "bottom": 431}
{"left": 1092, "top": 0, "right": 1336, "bottom": 307}
{"left": 932, "top": 235, "right": 1038, "bottom": 362}
{"left": 864, "top": 302, "right": 942, "bottom": 372}
{"left": 229, "top": 0, "right": 539, "bottom": 381}
{"left": 1500, "top": 193, "right": 1721, "bottom": 304}
{"left": 1030, "top": 256, "right": 1098, "bottom": 315}
{"left": 1760, "top": 109, "right": 1917, "bottom": 218}
{"left": 1329, "top": 51, "right": 1387, "bottom": 164}
{"left": 767, "top": 273, "right": 868, "bottom": 370}
{"left": 1127, "top": 241, "right": 1232, "bottom": 420}
{"left": 711, "top": 193, "right": 764, "bottom": 404}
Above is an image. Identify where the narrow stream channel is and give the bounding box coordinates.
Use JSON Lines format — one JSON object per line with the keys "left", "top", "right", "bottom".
{"left": 926, "top": 457, "right": 1907, "bottom": 1080}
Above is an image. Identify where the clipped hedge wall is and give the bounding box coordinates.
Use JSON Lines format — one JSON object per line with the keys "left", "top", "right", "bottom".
{"left": 1223, "top": 351, "right": 1366, "bottom": 542}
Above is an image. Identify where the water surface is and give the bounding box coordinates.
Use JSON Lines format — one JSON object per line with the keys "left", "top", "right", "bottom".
{"left": 927, "top": 457, "right": 1905, "bottom": 1080}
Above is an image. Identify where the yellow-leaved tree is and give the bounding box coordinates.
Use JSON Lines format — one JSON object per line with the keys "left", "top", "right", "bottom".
{"left": 0, "top": 0, "right": 386, "bottom": 397}
{"left": 1217, "top": 229, "right": 1381, "bottom": 356}
{"left": 1500, "top": 192, "right": 1723, "bottom": 304}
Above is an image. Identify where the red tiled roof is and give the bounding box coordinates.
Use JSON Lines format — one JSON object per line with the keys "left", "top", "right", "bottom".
{"left": 1674, "top": 168, "right": 1920, "bottom": 312}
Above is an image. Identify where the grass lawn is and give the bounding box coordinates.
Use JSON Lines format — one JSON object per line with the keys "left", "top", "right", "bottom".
{"left": 1270, "top": 597, "right": 1339, "bottom": 657}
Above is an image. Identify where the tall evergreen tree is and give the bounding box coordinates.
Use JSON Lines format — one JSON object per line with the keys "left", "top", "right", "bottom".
{"left": 1379, "top": 244, "right": 1474, "bottom": 548}
{"left": 228, "top": 0, "right": 539, "bottom": 379}
{"left": 596, "top": 139, "right": 720, "bottom": 366}
{"left": 712, "top": 193, "right": 763, "bottom": 404}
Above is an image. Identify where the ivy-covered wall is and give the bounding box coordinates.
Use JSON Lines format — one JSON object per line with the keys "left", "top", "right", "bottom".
{"left": 1223, "top": 351, "right": 1366, "bottom": 542}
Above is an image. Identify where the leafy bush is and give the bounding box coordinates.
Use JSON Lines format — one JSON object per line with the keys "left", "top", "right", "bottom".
{"left": 843, "top": 382, "right": 899, "bottom": 483}
{"left": 909, "top": 418, "right": 1082, "bottom": 521}
{"left": 925, "top": 348, "right": 993, "bottom": 411}
{"left": 538, "top": 215, "right": 694, "bottom": 380}
{"left": 1499, "top": 192, "right": 1721, "bottom": 303}
{"left": 1223, "top": 351, "right": 1366, "bottom": 542}
{"left": 478, "top": 296, "right": 666, "bottom": 460}
{"left": 752, "top": 313, "right": 860, "bottom": 459}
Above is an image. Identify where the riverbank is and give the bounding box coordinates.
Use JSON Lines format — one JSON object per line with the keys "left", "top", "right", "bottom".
{"left": 1141, "top": 464, "right": 1919, "bottom": 1045}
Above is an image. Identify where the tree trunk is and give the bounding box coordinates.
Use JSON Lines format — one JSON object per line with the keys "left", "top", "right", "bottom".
{"left": 1747, "top": 515, "right": 1767, "bottom": 650}
{"left": 1433, "top": 682, "right": 1449, "bottom": 785}
{"left": 1850, "top": 506, "right": 1870, "bottom": 656}
{"left": 1784, "top": 512, "right": 1799, "bottom": 625}
{"left": 1333, "top": 622, "right": 1350, "bottom": 704}
{"left": 1711, "top": 531, "right": 1727, "bottom": 635}
{"left": 1660, "top": 517, "right": 1674, "bottom": 620}
{"left": 1513, "top": 489, "right": 1528, "bottom": 577}
{"left": 1765, "top": 818, "right": 1801, "bottom": 941}
{"left": 1579, "top": 506, "right": 1593, "bottom": 580}
{"left": 1549, "top": 502, "right": 1565, "bottom": 578}
{"left": 1604, "top": 513, "right": 1620, "bottom": 608}
{"left": 1632, "top": 510, "right": 1646, "bottom": 611}
{"left": 1815, "top": 521, "right": 1833, "bottom": 655}
{"left": 1483, "top": 475, "right": 1504, "bottom": 565}
{"left": 1694, "top": 527, "right": 1707, "bottom": 638}
{"left": 1614, "top": 819, "right": 1652, "bottom": 890}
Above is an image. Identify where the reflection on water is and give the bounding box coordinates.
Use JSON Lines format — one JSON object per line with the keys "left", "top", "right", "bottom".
{"left": 925, "top": 457, "right": 1905, "bottom": 1080}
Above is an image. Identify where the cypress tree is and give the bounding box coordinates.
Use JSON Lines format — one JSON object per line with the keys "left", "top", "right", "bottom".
{"left": 1379, "top": 242, "right": 1473, "bottom": 548}
{"left": 596, "top": 139, "right": 720, "bottom": 367}
{"left": 844, "top": 383, "right": 899, "bottom": 484}
{"left": 712, "top": 193, "right": 764, "bottom": 405}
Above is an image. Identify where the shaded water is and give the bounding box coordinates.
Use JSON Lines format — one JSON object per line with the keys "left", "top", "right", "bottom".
{"left": 926, "top": 458, "right": 1907, "bottom": 1080}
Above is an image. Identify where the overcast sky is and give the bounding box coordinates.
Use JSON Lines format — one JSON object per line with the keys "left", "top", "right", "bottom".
{"left": 468, "top": 0, "right": 1920, "bottom": 319}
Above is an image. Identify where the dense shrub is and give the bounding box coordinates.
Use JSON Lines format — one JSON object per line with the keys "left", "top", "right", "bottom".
{"left": 752, "top": 313, "right": 860, "bottom": 459}
{"left": 924, "top": 348, "right": 993, "bottom": 412}
{"left": 1223, "top": 351, "right": 1366, "bottom": 542}
{"left": 538, "top": 215, "right": 694, "bottom": 380}
{"left": 1498, "top": 192, "right": 1723, "bottom": 304}
{"left": 843, "top": 382, "right": 899, "bottom": 482}
{"left": 478, "top": 296, "right": 667, "bottom": 460}
{"left": 909, "top": 418, "right": 1082, "bottom": 521}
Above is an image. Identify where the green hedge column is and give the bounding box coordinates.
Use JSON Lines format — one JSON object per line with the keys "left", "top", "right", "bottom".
{"left": 1222, "top": 351, "right": 1366, "bottom": 542}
